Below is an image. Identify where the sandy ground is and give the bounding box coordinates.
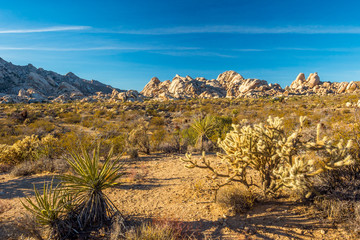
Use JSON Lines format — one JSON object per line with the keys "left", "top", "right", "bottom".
{"left": 0, "top": 154, "right": 353, "bottom": 239}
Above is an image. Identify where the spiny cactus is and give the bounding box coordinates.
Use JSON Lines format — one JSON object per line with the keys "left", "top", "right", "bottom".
{"left": 181, "top": 116, "right": 354, "bottom": 197}
{"left": 275, "top": 120, "right": 354, "bottom": 197}
{"left": 0, "top": 134, "right": 58, "bottom": 165}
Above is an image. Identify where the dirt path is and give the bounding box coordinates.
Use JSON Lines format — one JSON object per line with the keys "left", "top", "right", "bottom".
{"left": 0, "top": 154, "right": 352, "bottom": 239}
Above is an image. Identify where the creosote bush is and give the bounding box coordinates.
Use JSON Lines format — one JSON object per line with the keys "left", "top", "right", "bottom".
{"left": 123, "top": 219, "right": 198, "bottom": 240}
{"left": 127, "top": 122, "right": 151, "bottom": 154}
{"left": 217, "top": 186, "right": 255, "bottom": 214}
{"left": 11, "top": 158, "right": 69, "bottom": 177}
{"left": 182, "top": 116, "right": 354, "bottom": 198}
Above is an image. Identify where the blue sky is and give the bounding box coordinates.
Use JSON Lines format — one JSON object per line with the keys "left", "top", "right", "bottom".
{"left": 1, "top": 0, "right": 360, "bottom": 90}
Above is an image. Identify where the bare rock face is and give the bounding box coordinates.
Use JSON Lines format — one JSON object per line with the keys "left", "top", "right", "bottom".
{"left": 290, "top": 73, "right": 306, "bottom": 89}
{"left": 306, "top": 73, "right": 320, "bottom": 88}
{"left": 238, "top": 79, "right": 268, "bottom": 93}
{"left": 346, "top": 81, "right": 358, "bottom": 93}
{"left": 290, "top": 72, "right": 320, "bottom": 90}
{"left": 140, "top": 71, "right": 283, "bottom": 100}
{"left": 289, "top": 72, "right": 359, "bottom": 95}
{"left": 140, "top": 77, "right": 161, "bottom": 97}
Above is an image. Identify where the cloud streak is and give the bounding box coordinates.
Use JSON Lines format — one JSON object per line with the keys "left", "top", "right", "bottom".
{"left": 110, "top": 25, "right": 360, "bottom": 35}
{"left": 0, "top": 26, "right": 90, "bottom": 34}
{"left": 0, "top": 46, "right": 200, "bottom": 51}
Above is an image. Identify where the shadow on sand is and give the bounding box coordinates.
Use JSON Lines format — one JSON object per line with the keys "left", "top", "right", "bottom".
{"left": 124, "top": 200, "right": 334, "bottom": 240}
{"left": 0, "top": 174, "right": 59, "bottom": 199}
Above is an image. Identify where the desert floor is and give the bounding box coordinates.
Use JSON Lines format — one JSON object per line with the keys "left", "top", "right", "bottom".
{"left": 0, "top": 154, "right": 352, "bottom": 240}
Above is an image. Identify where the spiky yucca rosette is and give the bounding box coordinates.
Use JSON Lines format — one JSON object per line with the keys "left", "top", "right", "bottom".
{"left": 61, "top": 145, "right": 125, "bottom": 230}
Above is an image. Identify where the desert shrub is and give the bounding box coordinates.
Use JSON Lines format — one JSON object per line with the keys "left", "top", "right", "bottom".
{"left": 181, "top": 127, "right": 197, "bottom": 147}
{"left": 0, "top": 162, "right": 12, "bottom": 173}
{"left": 212, "top": 116, "right": 233, "bottom": 141}
{"left": 58, "top": 131, "right": 95, "bottom": 152}
{"left": 27, "top": 119, "right": 55, "bottom": 136}
{"left": 217, "top": 185, "right": 255, "bottom": 214}
{"left": 150, "top": 116, "right": 165, "bottom": 127}
{"left": 182, "top": 116, "right": 354, "bottom": 197}
{"left": 11, "top": 158, "right": 69, "bottom": 177}
{"left": 127, "top": 122, "right": 151, "bottom": 154}
{"left": 0, "top": 134, "right": 58, "bottom": 165}
{"left": 157, "top": 126, "right": 184, "bottom": 154}
{"left": 9, "top": 109, "right": 28, "bottom": 123}
{"left": 123, "top": 219, "right": 196, "bottom": 240}
{"left": 150, "top": 127, "right": 167, "bottom": 151}
{"left": 94, "top": 109, "right": 107, "bottom": 118}
{"left": 59, "top": 112, "right": 81, "bottom": 124}
{"left": 315, "top": 198, "right": 356, "bottom": 222}
{"left": 127, "top": 148, "right": 139, "bottom": 159}
{"left": 103, "top": 134, "right": 127, "bottom": 155}
{"left": 311, "top": 163, "right": 360, "bottom": 234}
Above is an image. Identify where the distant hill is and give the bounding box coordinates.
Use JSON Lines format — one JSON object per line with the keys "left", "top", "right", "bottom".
{"left": 0, "top": 57, "right": 118, "bottom": 97}
{"left": 0, "top": 56, "right": 359, "bottom": 103}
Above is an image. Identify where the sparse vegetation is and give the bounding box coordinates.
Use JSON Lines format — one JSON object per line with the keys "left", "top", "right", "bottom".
{"left": 21, "top": 144, "right": 126, "bottom": 239}
{"left": 1, "top": 95, "right": 360, "bottom": 239}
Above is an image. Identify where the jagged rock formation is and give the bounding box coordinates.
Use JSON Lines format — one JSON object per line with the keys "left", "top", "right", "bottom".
{"left": 1, "top": 55, "right": 359, "bottom": 103}
{"left": 288, "top": 72, "right": 359, "bottom": 95}
{"left": 142, "top": 71, "right": 360, "bottom": 101}
{"left": 0, "top": 57, "right": 142, "bottom": 103}
{"left": 141, "top": 71, "right": 282, "bottom": 100}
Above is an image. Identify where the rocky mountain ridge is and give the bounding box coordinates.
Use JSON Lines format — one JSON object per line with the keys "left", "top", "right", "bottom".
{"left": 0, "top": 57, "right": 142, "bottom": 103}
{"left": 0, "top": 57, "right": 359, "bottom": 103}
{"left": 141, "top": 71, "right": 359, "bottom": 101}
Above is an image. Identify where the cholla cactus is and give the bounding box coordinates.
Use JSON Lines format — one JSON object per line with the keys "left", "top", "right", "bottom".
{"left": 0, "top": 134, "right": 58, "bottom": 165}
{"left": 275, "top": 123, "right": 354, "bottom": 197}
{"left": 181, "top": 116, "right": 354, "bottom": 197}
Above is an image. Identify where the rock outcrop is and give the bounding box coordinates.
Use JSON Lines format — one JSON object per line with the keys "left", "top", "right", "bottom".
{"left": 1, "top": 55, "right": 359, "bottom": 103}
{"left": 289, "top": 72, "right": 358, "bottom": 95}
{"left": 141, "top": 71, "right": 283, "bottom": 100}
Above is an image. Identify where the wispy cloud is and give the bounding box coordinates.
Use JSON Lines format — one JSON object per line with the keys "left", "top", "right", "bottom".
{"left": 153, "top": 51, "right": 236, "bottom": 58}
{"left": 0, "top": 26, "right": 90, "bottom": 34}
{"left": 233, "top": 47, "right": 360, "bottom": 52}
{"left": 0, "top": 45, "right": 237, "bottom": 58}
{"left": 233, "top": 48, "right": 267, "bottom": 52}
{"left": 276, "top": 47, "right": 360, "bottom": 52}
{"left": 0, "top": 46, "right": 200, "bottom": 51}
{"left": 110, "top": 25, "right": 360, "bottom": 35}
{"left": 2, "top": 45, "right": 360, "bottom": 54}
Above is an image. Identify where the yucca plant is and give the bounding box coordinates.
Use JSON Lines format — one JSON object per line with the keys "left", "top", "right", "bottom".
{"left": 21, "top": 180, "right": 72, "bottom": 239}
{"left": 190, "top": 115, "right": 217, "bottom": 151}
{"left": 61, "top": 145, "right": 125, "bottom": 230}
